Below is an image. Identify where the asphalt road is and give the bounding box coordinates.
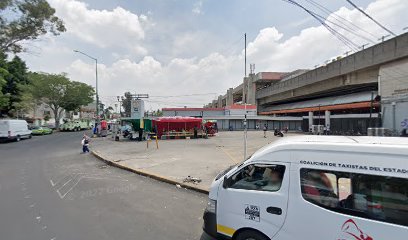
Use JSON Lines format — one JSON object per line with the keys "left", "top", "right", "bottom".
{"left": 0, "top": 131, "right": 210, "bottom": 240}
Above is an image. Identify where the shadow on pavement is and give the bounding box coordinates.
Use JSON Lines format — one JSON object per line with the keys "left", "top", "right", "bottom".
{"left": 200, "top": 231, "right": 215, "bottom": 240}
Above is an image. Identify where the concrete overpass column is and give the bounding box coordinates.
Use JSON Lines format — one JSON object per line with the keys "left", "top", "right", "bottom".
{"left": 246, "top": 74, "right": 256, "bottom": 105}
{"left": 217, "top": 95, "right": 223, "bottom": 108}
{"left": 325, "top": 110, "right": 331, "bottom": 130}
{"left": 212, "top": 100, "right": 217, "bottom": 108}
{"left": 308, "top": 111, "right": 314, "bottom": 131}
{"left": 226, "top": 88, "right": 233, "bottom": 106}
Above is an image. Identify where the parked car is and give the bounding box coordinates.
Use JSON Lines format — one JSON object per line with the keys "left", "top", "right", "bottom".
{"left": 0, "top": 119, "right": 32, "bottom": 142}
{"left": 31, "top": 126, "right": 53, "bottom": 135}
{"left": 60, "top": 120, "right": 91, "bottom": 131}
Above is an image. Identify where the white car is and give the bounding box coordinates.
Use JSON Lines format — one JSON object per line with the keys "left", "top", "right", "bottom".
{"left": 0, "top": 119, "right": 32, "bottom": 142}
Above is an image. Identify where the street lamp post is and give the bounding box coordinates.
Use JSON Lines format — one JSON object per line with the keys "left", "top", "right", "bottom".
{"left": 117, "top": 96, "right": 122, "bottom": 117}
{"left": 73, "top": 50, "right": 99, "bottom": 134}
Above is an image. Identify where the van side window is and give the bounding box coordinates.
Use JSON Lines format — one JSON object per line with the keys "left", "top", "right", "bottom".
{"left": 229, "top": 164, "right": 285, "bottom": 192}
{"left": 300, "top": 168, "right": 408, "bottom": 227}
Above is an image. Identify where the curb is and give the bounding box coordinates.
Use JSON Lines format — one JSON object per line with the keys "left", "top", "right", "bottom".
{"left": 91, "top": 150, "right": 209, "bottom": 195}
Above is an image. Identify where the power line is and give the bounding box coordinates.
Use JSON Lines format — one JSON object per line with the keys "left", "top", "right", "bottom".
{"left": 345, "top": 0, "right": 396, "bottom": 37}
{"left": 314, "top": 10, "right": 375, "bottom": 44}
{"left": 283, "top": 0, "right": 360, "bottom": 51}
{"left": 303, "top": 0, "right": 378, "bottom": 42}
{"left": 150, "top": 93, "right": 223, "bottom": 98}
{"left": 101, "top": 92, "right": 225, "bottom": 99}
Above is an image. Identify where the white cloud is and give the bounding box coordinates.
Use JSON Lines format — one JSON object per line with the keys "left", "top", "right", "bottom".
{"left": 192, "top": 1, "right": 203, "bottom": 15}
{"left": 48, "top": 0, "right": 148, "bottom": 55}
{"left": 22, "top": 0, "right": 408, "bottom": 109}
{"left": 66, "top": 53, "right": 240, "bottom": 109}
{"left": 245, "top": 0, "right": 408, "bottom": 71}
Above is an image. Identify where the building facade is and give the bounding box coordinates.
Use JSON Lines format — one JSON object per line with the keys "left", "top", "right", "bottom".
{"left": 205, "top": 33, "right": 408, "bottom": 135}
{"left": 162, "top": 105, "right": 302, "bottom": 131}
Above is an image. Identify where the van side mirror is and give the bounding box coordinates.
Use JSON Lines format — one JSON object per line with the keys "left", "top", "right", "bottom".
{"left": 222, "top": 176, "right": 230, "bottom": 189}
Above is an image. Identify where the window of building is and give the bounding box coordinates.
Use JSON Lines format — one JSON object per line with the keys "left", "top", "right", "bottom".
{"left": 300, "top": 168, "right": 408, "bottom": 227}
{"left": 228, "top": 164, "right": 286, "bottom": 192}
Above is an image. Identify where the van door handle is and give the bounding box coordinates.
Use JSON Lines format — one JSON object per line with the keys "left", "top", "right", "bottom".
{"left": 266, "top": 207, "right": 282, "bottom": 215}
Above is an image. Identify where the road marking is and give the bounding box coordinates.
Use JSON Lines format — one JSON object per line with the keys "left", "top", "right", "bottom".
{"left": 56, "top": 189, "right": 64, "bottom": 199}
{"left": 57, "top": 176, "right": 81, "bottom": 199}
{"left": 49, "top": 179, "right": 55, "bottom": 187}
{"left": 50, "top": 173, "right": 76, "bottom": 188}
{"left": 57, "top": 177, "right": 74, "bottom": 191}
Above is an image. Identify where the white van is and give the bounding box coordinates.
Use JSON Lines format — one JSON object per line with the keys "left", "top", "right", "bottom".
{"left": 203, "top": 136, "right": 408, "bottom": 240}
{"left": 0, "top": 119, "right": 32, "bottom": 142}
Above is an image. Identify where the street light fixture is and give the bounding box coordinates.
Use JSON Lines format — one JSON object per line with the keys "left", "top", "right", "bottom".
{"left": 73, "top": 50, "right": 99, "bottom": 133}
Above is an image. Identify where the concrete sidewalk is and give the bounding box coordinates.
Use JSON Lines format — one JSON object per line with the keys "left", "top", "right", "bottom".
{"left": 91, "top": 131, "right": 298, "bottom": 193}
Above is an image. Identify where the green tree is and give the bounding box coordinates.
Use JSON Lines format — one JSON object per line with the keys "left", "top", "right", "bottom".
{"left": 0, "top": 51, "right": 10, "bottom": 110}
{"left": 3, "top": 55, "right": 29, "bottom": 114}
{"left": 28, "top": 72, "right": 95, "bottom": 128}
{"left": 100, "top": 105, "right": 113, "bottom": 119}
{"left": 121, "top": 92, "right": 132, "bottom": 117}
{"left": 0, "top": 0, "right": 66, "bottom": 53}
{"left": 0, "top": 71, "right": 9, "bottom": 109}
{"left": 156, "top": 109, "right": 163, "bottom": 117}
{"left": 11, "top": 83, "right": 40, "bottom": 117}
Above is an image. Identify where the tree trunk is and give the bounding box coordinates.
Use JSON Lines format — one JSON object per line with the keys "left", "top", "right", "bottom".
{"left": 58, "top": 109, "right": 64, "bottom": 123}
{"left": 52, "top": 108, "right": 59, "bottom": 129}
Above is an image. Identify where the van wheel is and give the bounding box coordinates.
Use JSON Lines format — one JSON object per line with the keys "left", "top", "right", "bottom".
{"left": 235, "top": 230, "right": 269, "bottom": 240}
{"left": 16, "top": 135, "right": 21, "bottom": 142}
{"left": 28, "top": 134, "right": 32, "bottom": 139}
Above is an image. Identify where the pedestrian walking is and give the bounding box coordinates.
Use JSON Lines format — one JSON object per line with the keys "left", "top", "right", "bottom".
{"left": 263, "top": 124, "right": 268, "bottom": 138}
{"left": 81, "top": 135, "right": 90, "bottom": 153}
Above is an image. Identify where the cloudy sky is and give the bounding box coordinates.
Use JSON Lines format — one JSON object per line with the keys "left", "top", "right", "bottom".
{"left": 19, "top": 0, "right": 408, "bottom": 111}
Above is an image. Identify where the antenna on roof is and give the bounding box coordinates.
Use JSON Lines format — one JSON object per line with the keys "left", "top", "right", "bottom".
{"left": 250, "top": 64, "right": 255, "bottom": 75}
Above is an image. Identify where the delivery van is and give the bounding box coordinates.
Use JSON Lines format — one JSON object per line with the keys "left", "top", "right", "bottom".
{"left": 203, "top": 136, "right": 408, "bottom": 240}
{"left": 0, "top": 119, "right": 32, "bottom": 142}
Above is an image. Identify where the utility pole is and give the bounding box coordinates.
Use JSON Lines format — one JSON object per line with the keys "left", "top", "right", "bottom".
{"left": 73, "top": 50, "right": 99, "bottom": 135}
{"left": 245, "top": 33, "right": 247, "bottom": 77}
{"left": 369, "top": 91, "right": 374, "bottom": 127}
{"left": 243, "top": 33, "right": 248, "bottom": 161}
{"left": 95, "top": 58, "right": 99, "bottom": 124}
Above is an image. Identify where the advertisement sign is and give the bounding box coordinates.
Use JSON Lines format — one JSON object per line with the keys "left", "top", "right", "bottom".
{"left": 131, "top": 99, "right": 145, "bottom": 119}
